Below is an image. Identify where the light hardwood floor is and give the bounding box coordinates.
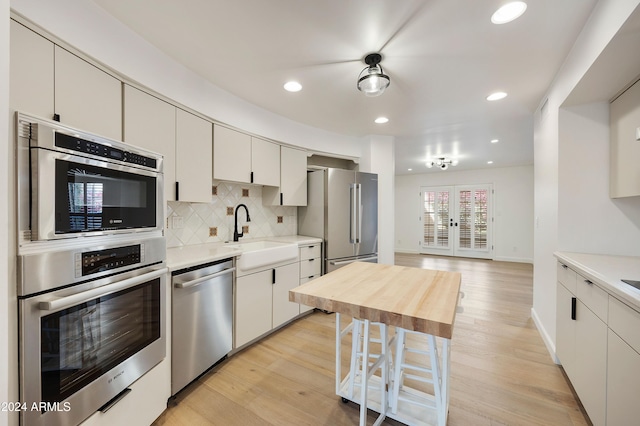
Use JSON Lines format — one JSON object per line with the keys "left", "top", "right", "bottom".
{"left": 154, "top": 254, "right": 589, "bottom": 426}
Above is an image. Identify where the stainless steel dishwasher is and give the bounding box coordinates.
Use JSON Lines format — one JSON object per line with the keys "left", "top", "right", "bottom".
{"left": 171, "top": 258, "right": 234, "bottom": 395}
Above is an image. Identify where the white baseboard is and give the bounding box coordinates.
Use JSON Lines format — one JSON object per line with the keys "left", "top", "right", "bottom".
{"left": 531, "top": 307, "right": 560, "bottom": 364}
{"left": 494, "top": 255, "right": 533, "bottom": 264}
{"left": 394, "top": 248, "right": 420, "bottom": 254}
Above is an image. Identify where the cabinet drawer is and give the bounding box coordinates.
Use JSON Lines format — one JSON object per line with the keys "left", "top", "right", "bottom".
{"left": 609, "top": 296, "right": 640, "bottom": 353}
{"left": 300, "top": 275, "right": 320, "bottom": 285}
{"left": 300, "top": 258, "right": 321, "bottom": 278}
{"left": 557, "top": 262, "right": 577, "bottom": 294}
{"left": 576, "top": 273, "right": 608, "bottom": 321}
{"left": 299, "top": 244, "right": 321, "bottom": 261}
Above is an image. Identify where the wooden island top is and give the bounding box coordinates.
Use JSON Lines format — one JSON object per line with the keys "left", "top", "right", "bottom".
{"left": 289, "top": 262, "right": 461, "bottom": 339}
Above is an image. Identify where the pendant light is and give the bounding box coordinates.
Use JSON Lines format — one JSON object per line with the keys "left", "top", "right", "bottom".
{"left": 357, "top": 53, "right": 390, "bottom": 97}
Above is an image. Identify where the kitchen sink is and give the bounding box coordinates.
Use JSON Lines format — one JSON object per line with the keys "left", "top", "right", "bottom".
{"left": 227, "top": 240, "right": 298, "bottom": 272}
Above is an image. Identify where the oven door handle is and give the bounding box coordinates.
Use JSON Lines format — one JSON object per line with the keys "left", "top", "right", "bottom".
{"left": 38, "top": 267, "right": 168, "bottom": 311}
{"left": 174, "top": 267, "right": 235, "bottom": 289}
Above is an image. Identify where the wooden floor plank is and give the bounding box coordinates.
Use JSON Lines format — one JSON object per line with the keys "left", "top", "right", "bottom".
{"left": 154, "top": 254, "right": 588, "bottom": 425}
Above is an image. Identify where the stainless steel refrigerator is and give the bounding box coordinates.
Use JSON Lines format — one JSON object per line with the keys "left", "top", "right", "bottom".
{"left": 298, "top": 168, "right": 378, "bottom": 273}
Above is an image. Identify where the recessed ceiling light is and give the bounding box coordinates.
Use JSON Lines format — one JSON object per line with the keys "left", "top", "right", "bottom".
{"left": 408, "top": 168, "right": 413, "bottom": 171}
{"left": 487, "top": 92, "right": 507, "bottom": 101}
{"left": 491, "top": 139, "right": 499, "bottom": 143}
{"left": 487, "top": 161, "right": 494, "bottom": 164}
{"left": 491, "top": 2, "right": 527, "bottom": 24}
{"left": 374, "top": 117, "right": 389, "bottom": 124}
{"left": 283, "top": 81, "right": 302, "bottom": 92}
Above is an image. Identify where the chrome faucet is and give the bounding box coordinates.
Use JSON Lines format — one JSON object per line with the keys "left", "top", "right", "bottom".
{"left": 233, "top": 204, "right": 251, "bottom": 242}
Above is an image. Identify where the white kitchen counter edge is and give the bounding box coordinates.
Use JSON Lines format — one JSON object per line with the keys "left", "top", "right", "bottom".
{"left": 167, "top": 235, "right": 322, "bottom": 271}
{"left": 554, "top": 251, "right": 640, "bottom": 312}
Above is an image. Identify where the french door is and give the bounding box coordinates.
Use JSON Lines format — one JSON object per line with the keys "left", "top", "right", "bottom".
{"left": 420, "top": 185, "right": 493, "bottom": 259}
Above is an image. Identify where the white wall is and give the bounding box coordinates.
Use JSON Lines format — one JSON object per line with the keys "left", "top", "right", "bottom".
{"left": 395, "top": 165, "right": 534, "bottom": 263}
{"left": 1, "top": 0, "right": 9, "bottom": 423}
{"left": 559, "top": 102, "right": 640, "bottom": 255}
{"left": 532, "top": 0, "right": 640, "bottom": 361}
{"left": 359, "top": 135, "right": 395, "bottom": 265}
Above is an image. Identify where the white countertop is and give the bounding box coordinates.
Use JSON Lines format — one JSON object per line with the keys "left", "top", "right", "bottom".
{"left": 167, "top": 235, "right": 322, "bottom": 272}
{"left": 555, "top": 251, "right": 640, "bottom": 311}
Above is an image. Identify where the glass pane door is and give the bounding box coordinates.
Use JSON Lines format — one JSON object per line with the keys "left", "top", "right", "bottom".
{"left": 420, "top": 184, "right": 492, "bottom": 259}
{"left": 421, "top": 186, "right": 453, "bottom": 256}
{"left": 454, "top": 185, "right": 492, "bottom": 258}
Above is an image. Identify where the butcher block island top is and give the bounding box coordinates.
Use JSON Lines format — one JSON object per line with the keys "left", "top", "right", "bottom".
{"left": 289, "top": 261, "right": 462, "bottom": 339}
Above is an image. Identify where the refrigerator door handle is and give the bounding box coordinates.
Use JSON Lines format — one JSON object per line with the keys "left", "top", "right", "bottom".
{"left": 329, "top": 256, "right": 378, "bottom": 266}
{"left": 357, "top": 183, "right": 362, "bottom": 243}
{"left": 350, "top": 184, "right": 357, "bottom": 243}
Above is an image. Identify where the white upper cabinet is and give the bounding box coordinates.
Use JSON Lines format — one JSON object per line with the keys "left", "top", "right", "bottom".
{"left": 123, "top": 85, "right": 176, "bottom": 202}
{"left": 54, "top": 46, "right": 122, "bottom": 140}
{"left": 251, "top": 137, "right": 280, "bottom": 186}
{"left": 213, "top": 125, "right": 251, "bottom": 183}
{"left": 610, "top": 78, "right": 640, "bottom": 198}
{"left": 10, "top": 20, "right": 54, "bottom": 118}
{"left": 10, "top": 20, "right": 121, "bottom": 139}
{"left": 176, "top": 109, "right": 213, "bottom": 203}
{"left": 264, "top": 146, "right": 308, "bottom": 206}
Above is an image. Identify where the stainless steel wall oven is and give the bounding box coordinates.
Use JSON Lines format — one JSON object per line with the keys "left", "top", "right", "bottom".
{"left": 18, "top": 237, "right": 167, "bottom": 426}
{"left": 16, "top": 112, "right": 164, "bottom": 243}
{"left": 15, "top": 112, "right": 168, "bottom": 426}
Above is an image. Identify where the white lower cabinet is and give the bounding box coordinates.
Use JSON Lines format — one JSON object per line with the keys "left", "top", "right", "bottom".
{"left": 573, "top": 299, "right": 607, "bottom": 426}
{"left": 607, "top": 330, "right": 640, "bottom": 426}
{"left": 555, "top": 259, "right": 640, "bottom": 426}
{"left": 235, "top": 261, "right": 299, "bottom": 348}
{"left": 298, "top": 243, "right": 322, "bottom": 314}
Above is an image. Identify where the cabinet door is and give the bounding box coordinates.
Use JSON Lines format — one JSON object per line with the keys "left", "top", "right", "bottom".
{"left": 272, "top": 263, "right": 300, "bottom": 328}
{"left": 213, "top": 125, "right": 251, "bottom": 183}
{"left": 176, "top": 109, "right": 213, "bottom": 203}
{"left": 235, "top": 270, "right": 272, "bottom": 348}
{"left": 54, "top": 46, "right": 122, "bottom": 140}
{"left": 574, "top": 300, "right": 607, "bottom": 426}
{"left": 251, "top": 137, "right": 280, "bottom": 186}
{"left": 556, "top": 283, "right": 576, "bottom": 380}
{"left": 610, "top": 79, "right": 640, "bottom": 198}
{"left": 281, "top": 146, "right": 308, "bottom": 206}
{"left": 607, "top": 329, "right": 640, "bottom": 426}
{"left": 10, "top": 20, "right": 54, "bottom": 118}
{"left": 123, "top": 85, "right": 176, "bottom": 202}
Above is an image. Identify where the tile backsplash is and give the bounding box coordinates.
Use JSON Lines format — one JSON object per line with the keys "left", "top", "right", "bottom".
{"left": 166, "top": 181, "right": 297, "bottom": 248}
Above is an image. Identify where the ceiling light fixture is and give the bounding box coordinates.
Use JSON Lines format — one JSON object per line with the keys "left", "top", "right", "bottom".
{"left": 487, "top": 91, "right": 507, "bottom": 101}
{"left": 487, "top": 161, "right": 494, "bottom": 164}
{"left": 426, "top": 157, "right": 458, "bottom": 170}
{"left": 491, "top": 2, "right": 527, "bottom": 24}
{"left": 374, "top": 117, "right": 389, "bottom": 124}
{"left": 357, "top": 53, "right": 390, "bottom": 97}
{"left": 491, "top": 139, "right": 499, "bottom": 143}
{"left": 283, "top": 81, "right": 302, "bottom": 92}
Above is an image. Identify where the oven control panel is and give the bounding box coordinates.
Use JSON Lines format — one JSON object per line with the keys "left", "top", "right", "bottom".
{"left": 75, "top": 244, "right": 145, "bottom": 277}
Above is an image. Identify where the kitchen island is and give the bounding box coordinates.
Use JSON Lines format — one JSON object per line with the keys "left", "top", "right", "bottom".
{"left": 289, "top": 262, "right": 461, "bottom": 426}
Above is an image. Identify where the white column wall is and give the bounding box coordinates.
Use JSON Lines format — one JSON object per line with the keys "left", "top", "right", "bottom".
{"left": 532, "top": 0, "right": 640, "bottom": 361}
{"left": 1, "top": 0, "right": 10, "bottom": 424}
{"left": 395, "top": 165, "right": 534, "bottom": 263}
{"left": 359, "top": 135, "right": 395, "bottom": 265}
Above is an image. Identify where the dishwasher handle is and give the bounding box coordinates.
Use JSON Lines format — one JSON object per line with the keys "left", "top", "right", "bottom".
{"left": 174, "top": 267, "right": 235, "bottom": 289}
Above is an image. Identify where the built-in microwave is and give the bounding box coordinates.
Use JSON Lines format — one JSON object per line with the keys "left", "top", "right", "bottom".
{"left": 16, "top": 112, "right": 164, "bottom": 243}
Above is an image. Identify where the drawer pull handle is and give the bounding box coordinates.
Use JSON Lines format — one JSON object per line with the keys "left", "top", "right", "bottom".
{"left": 584, "top": 279, "right": 593, "bottom": 285}
{"left": 561, "top": 264, "right": 568, "bottom": 269}
{"left": 571, "top": 297, "right": 577, "bottom": 320}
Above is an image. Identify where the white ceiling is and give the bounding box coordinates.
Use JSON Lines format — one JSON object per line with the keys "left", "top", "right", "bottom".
{"left": 92, "top": 0, "right": 597, "bottom": 175}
